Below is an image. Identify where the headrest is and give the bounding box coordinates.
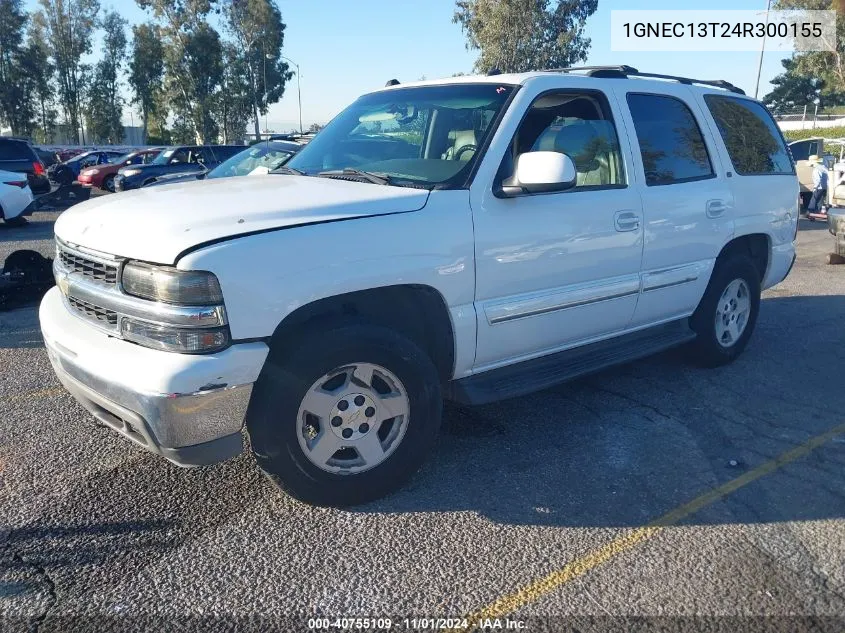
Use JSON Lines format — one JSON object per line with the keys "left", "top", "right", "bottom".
{"left": 554, "top": 123, "right": 600, "bottom": 169}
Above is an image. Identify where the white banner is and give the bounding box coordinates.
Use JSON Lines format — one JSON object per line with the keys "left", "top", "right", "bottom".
{"left": 611, "top": 10, "right": 836, "bottom": 52}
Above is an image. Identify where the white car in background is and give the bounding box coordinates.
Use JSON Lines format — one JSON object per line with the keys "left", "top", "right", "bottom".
{"left": 0, "top": 168, "right": 35, "bottom": 226}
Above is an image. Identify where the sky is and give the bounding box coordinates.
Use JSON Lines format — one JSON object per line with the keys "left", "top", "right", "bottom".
{"left": 25, "top": 0, "right": 789, "bottom": 132}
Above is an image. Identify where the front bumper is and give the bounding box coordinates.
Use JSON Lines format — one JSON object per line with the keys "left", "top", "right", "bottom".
{"left": 40, "top": 287, "right": 269, "bottom": 466}
{"left": 829, "top": 209, "right": 845, "bottom": 256}
{"left": 762, "top": 241, "right": 797, "bottom": 290}
{"left": 114, "top": 174, "right": 140, "bottom": 191}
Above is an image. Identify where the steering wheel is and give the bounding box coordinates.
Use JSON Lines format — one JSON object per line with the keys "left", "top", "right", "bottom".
{"left": 454, "top": 144, "right": 477, "bottom": 161}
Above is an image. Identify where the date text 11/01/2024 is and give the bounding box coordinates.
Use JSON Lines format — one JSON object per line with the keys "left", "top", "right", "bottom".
{"left": 306, "top": 618, "right": 527, "bottom": 630}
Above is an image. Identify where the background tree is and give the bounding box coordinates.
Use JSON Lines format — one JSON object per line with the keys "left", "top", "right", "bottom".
{"left": 85, "top": 10, "right": 127, "bottom": 142}
{"left": 213, "top": 42, "right": 252, "bottom": 143}
{"left": 453, "top": 0, "right": 598, "bottom": 73}
{"left": 36, "top": 0, "right": 100, "bottom": 144}
{"left": 24, "top": 23, "right": 56, "bottom": 142}
{"left": 773, "top": 0, "right": 845, "bottom": 100}
{"left": 0, "top": 0, "right": 34, "bottom": 136}
{"left": 137, "top": 0, "right": 222, "bottom": 142}
{"left": 224, "top": 0, "right": 292, "bottom": 139}
{"left": 128, "top": 23, "right": 164, "bottom": 144}
{"left": 763, "top": 57, "right": 843, "bottom": 113}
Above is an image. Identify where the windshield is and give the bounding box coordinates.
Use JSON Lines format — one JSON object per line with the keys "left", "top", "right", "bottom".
{"left": 209, "top": 144, "right": 295, "bottom": 179}
{"left": 68, "top": 152, "right": 93, "bottom": 164}
{"left": 284, "top": 83, "right": 515, "bottom": 187}
{"left": 106, "top": 152, "right": 132, "bottom": 165}
{"left": 152, "top": 148, "right": 184, "bottom": 165}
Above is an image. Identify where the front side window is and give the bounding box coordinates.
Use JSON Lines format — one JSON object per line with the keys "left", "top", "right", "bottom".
{"left": 627, "top": 93, "right": 714, "bottom": 186}
{"left": 284, "top": 83, "right": 515, "bottom": 188}
{"left": 499, "top": 91, "right": 626, "bottom": 189}
{"left": 705, "top": 95, "right": 793, "bottom": 175}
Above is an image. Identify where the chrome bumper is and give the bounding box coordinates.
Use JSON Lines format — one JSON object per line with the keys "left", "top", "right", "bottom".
{"left": 45, "top": 334, "right": 250, "bottom": 467}
{"left": 829, "top": 209, "right": 845, "bottom": 256}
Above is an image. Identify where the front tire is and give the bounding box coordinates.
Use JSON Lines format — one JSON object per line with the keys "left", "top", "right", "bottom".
{"left": 3, "top": 215, "right": 27, "bottom": 227}
{"left": 247, "top": 323, "right": 442, "bottom": 506}
{"left": 103, "top": 175, "right": 116, "bottom": 193}
{"left": 688, "top": 254, "right": 761, "bottom": 367}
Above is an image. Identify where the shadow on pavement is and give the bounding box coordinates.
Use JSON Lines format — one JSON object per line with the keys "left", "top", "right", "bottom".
{"left": 357, "top": 294, "right": 845, "bottom": 526}
{"left": 2, "top": 296, "right": 844, "bottom": 551}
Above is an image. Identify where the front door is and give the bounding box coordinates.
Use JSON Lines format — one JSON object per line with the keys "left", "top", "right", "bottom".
{"left": 470, "top": 87, "right": 644, "bottom": 370}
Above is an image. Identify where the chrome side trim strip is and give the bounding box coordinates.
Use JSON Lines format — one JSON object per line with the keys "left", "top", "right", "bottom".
{"left": 485, "top": 276, "right": 641, "bottom": 325}
{"left": 641, "top": 262, "right": 708, "bottom": 293}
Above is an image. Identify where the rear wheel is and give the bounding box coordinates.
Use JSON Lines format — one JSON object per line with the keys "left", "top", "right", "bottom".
{"left": 688, "top": 254, "right": 761, "bottom": 367}
{"left": 247, "top": 322, "right": 442, "bottom": 506}
{"left": 103, "top": 174, "right": 116, "bottom": 193}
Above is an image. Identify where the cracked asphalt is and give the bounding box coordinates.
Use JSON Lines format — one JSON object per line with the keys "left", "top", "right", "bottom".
{"left": 1, "top": 209, "right": 844, "bottom": 633}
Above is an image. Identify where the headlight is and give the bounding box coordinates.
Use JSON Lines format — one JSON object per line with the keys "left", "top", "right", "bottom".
{"left": 122, "top": 168, "right": 142, "bottom": 177}
{"left": 121, "top": 318, "right": 230, "bottom": 354}
{"left": 122, "top": 262, "right": 224, "bottom": 305}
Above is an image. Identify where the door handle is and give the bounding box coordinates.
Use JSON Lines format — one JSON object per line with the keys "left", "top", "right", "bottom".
{"left": 614, "top": 210, "right": 641, "bottom": 232}
{"left": 706, "top": 199, "right": 728, "bottom": 218}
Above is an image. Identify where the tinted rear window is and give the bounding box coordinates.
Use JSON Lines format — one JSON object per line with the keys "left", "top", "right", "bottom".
{"left": 704, "top": 95, "right": 793, "bottom": 175}
{"left": 626, "top": 93, "right": 714, "bottom": 186}
{"left": 0, "top": 140, "right": 34, "bottom": 161}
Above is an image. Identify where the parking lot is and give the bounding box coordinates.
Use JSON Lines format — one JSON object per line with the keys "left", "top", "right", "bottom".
{"left": 1, "top": 212, "right": 844, "bottom": 631}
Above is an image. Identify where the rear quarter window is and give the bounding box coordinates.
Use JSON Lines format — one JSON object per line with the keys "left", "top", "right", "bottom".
{"left": 0, "top": 141, "right": 33, "bottom": 161}
{"left": 704, "top": 95, "right": 794, "bottom": 176}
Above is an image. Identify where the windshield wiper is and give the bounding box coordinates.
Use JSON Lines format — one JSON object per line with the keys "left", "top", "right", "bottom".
{"left": 270, "top": 165, "right": 306, "bottom": 175}
{"left": 317, "top": 168, "right": 391, "bottom": 185}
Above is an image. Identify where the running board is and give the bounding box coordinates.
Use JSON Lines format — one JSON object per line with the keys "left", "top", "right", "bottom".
{"left": 447, "top": 319, "right": 697, "bottom": 405}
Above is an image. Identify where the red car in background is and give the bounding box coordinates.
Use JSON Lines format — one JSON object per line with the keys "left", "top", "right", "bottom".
{"left": 77, "top": 149, "right": 161, "bottom": 192}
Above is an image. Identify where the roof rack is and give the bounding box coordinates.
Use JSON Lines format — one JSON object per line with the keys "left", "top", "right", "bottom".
{"left": 541, "top": 65, "right": 746, "bottom": 95}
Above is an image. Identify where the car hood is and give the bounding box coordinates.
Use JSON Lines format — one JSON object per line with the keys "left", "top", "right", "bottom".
{"left": 118, "top": 163, "right": 202, "bottom": 176}
{"left": 54, "top": 175, "right": 430, "bottom": 264}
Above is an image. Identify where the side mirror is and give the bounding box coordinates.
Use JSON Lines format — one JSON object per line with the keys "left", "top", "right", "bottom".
{"left": 497, "top": 151, "right": 577, "bottom": 198}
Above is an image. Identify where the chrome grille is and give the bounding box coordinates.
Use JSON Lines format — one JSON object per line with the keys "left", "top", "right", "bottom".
{"left": 58, "top": 244, "right": 119, "bottom": 284}
{"left": 67, "top": 295, "right": 119, "bottom": 328}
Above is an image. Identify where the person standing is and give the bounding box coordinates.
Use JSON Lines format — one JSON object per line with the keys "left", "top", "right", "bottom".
{"left": 808, "top": 155, "right": 828, "bottom": 214}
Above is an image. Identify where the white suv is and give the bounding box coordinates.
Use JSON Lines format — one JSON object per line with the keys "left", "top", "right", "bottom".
{"left": 40, "top": 67, "right": 798, "bottom": 506}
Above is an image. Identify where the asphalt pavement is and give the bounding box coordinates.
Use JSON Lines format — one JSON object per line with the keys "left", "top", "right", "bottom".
{"left": 1, "top": 207, "right": 843, "bottom": 633}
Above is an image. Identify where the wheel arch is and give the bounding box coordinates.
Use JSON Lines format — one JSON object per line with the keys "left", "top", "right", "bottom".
{"left": 717, "top": 232, "right": 770, "bottom": 283}
{"left": 266, "top": 284, "right": 456, "bottom": 383}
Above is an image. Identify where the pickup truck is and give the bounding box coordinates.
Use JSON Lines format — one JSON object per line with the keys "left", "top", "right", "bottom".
{"left": 41, "top": 67, "right": 798, "bottom": 506}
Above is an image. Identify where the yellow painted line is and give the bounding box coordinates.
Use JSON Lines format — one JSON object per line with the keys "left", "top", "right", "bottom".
{"left": 466, "top": 420, "right": 845, "bottom": 623}
{"left": 0, "top": 386, "right": 65, "bottom": 404}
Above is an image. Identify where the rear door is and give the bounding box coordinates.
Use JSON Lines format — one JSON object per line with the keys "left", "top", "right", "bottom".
{"left": 614, "top": 85, "right": 735, "bottom": 327}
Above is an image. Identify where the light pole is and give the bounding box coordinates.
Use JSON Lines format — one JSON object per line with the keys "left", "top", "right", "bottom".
{"left": 262, "top": 42, "right": 273, "bottom": 139}
{"left": 281, "top": 55, "right": 303, "bottom": 135}
{"left": 753, "top": 0, "right": 772, "bottom": 99}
